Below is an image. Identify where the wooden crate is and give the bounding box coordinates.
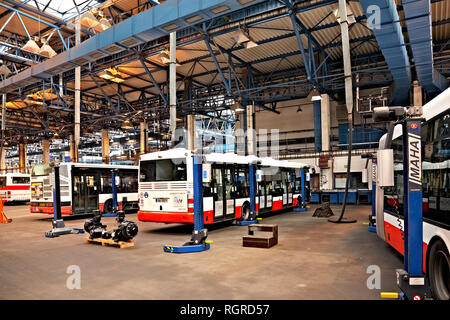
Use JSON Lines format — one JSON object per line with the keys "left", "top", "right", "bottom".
{"left": 85, "top": 237, "right": 134, "bottom": 249}
{"left": 243, "top": 224, "right": 278, "bottom": 248}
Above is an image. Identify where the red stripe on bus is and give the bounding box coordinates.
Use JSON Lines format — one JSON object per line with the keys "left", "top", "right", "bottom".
{"left": 30, "top": 206, "right": 72, "bottom": 215}
{"left": 137, "top": 210, "right": 214, "bottom": 225}
{"left": 272, "top": 200, "right": 283, "bottom": 211}
{"left": 384, "top": 221, "right": 428, "bottom": 273}
{"left": 0, "top": 186, "right": 30, "bottom": 191}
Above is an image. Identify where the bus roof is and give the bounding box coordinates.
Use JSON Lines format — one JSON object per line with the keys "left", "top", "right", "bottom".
{"left": 140, "top": 148, "right": 308, "bottom": 168}
{"left": 380, "top": 86, "right": 450, "bottom": 145}
{"left": 60, "top": 163, "right": 138, "bottom": 170}
{"left": 0, "top": 173, "right": 30, "bottom": 177}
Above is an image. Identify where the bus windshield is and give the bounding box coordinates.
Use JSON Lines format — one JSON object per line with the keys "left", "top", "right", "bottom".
{"left": 0, "top": 177, "right": 6, "bottom": 188}
{"left": 140, "top": 159, "right": 187, "bottom": 182}
{"left": 31, "top": 164, "right": 52, "bottom": 177}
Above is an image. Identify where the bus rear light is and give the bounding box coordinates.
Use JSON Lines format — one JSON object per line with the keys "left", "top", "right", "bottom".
{"left": 188, "top": 207, "right": 194, "bottom": 213}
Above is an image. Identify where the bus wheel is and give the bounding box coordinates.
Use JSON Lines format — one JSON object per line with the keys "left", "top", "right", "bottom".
{"left": 104, "top": 199, "right": 113, "bottom": 214}
{"left": 240, "top": 203, "right": 250, "bottom": 221}
{"left": 429, "top": 239, "right": 450, "bottom": 300}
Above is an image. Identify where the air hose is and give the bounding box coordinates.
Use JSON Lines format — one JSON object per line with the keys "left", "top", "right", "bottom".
{"left": 329, "top": 113, "right": 357, "bottom": 223}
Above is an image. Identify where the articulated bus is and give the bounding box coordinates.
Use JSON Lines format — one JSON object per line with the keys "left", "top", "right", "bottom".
{"left": 377, "top": 87, "right": 450, "bottom": 300}
{"left": 30, "top": 163, "right": 139, "bottom": 215}
{"left": 0, "top": 173, "right": 31, "bottom": 203}
{"left": 137, "top": 148, "right": 307, "bottom": 225}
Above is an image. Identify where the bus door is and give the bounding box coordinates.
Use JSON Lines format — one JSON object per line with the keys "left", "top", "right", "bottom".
{"left": 212, "top": 165, "right": 235, "bottom": 221}
{"left": 287, "top": 170, "right": 294, "bottom": 205}
{"left": 72, "top": 170, "right": 99, "bottom": 214}
{"left": 258, "top": 181, "right": 266, "bottom": 212}
{"left": 282, "top": 170, "right": 288, "bottom": 206}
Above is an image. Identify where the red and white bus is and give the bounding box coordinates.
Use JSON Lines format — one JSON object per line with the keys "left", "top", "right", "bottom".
{"left": 137, "top": 148, "right": 306, "bottom": 225}
{"left": 30, "top": 163, "right": 139, "bottom": 215}
{"left": 376, "top": 87, "right": 450, "bottom": 300}
{"left": 0, "top": 173, "right": 31, "bottom": 203}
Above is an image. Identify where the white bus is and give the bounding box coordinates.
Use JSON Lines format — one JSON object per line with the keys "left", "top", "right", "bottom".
{"left": 30, "top": 163, "right": 139, "bottom": 215}
{"left": 137, "top": 148, "right": 306, "bottom": 225}
{"left": 376, "top": 87, "right": 450, "bottom": 300}
{"left": 0, "top": 173, "right": 31, "bottom": 203}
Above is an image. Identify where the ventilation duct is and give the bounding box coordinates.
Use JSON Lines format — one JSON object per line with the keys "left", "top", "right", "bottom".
{"left": 359, "top": 0, "right": 411, "bottom": 105}
{"left": 402, "top": 0, "right": 448, "bottom": 94}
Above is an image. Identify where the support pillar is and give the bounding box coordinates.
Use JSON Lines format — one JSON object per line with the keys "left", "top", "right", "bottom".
{"left": 169, "top": 32, "right": 177, "bottom": 142}
{"left": 69, "top": 135, "right": 77, "bottom": 163}
{"left": 313, "top": 99, "right": 322, "bottom": 151}
{"left": 320, "top": 94, "right": 331, "bottom": 151}
{"left": 140, "top": 122, "right": 148, "bottom": 155}
{"left": 74, "top": 20, "right": 81, "bottom": 163}
{"left": 101, "top": 129, "right": 109, "bottom": 164}
{"left": 42, "top": 139, "right": 50, "bottom": 164}
{"left": 187, "top": 114, "right": 195, "bottom": 152}
{"left": 413, "top": 80, "right": 423, "bottom": 107}
{"left": 246, "top": 104, "right": 256, "bottom": 156}
{"left": 18, "top": 143, "right": 27, "bottom": 173}
{"left": 0, "top": 146, "right": 5, "bottom": 174}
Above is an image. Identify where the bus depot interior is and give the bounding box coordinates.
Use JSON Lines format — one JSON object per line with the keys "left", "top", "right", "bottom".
{"left": 0, "top": 0, "right": 449, "bottom": 303}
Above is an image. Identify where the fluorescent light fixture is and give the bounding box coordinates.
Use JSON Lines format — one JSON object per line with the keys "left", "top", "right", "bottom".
{"left": 211, "top": 5, "right": 230, "bottom": 14}
{"left": 162, "top": 24, "right": 178, "bottom": 32}
{"left": 185, "top": 15, "right": 203, "bottom": 24}
{"left": 311, "top": 95, "right": 322, "bottom": 101}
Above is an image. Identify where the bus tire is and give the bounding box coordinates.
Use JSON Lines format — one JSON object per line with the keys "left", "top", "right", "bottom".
{"left": 104, "top": 199, "right": 113, "bottom": 214}
{"left": 240, "top": 203, "right": 250, "bottom": 221}
{"left": 428, "top": 239, "right": 450, "bottom": 300}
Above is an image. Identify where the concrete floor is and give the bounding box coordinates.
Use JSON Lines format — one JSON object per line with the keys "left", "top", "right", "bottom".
{"left": 0, "top": 203, "right": 403, "bottom": 300}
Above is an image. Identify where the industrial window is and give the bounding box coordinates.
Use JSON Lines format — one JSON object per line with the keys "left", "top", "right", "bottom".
{"left": 139, "top": 159, "right": 187, "bottom": 182}
{"left": 12, "top": 177, "right": 30, "bottom": 184}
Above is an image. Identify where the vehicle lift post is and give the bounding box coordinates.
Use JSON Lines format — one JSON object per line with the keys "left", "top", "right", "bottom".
{"left": 294, "top": 168, "right": 307, "bottom": 212}
{"left": 369, "top": 158, "right": 377, "bottom": 233}
{"left": 163, "top": 156, "right": 211, "bottom": 253}
{"left": 236, "top": 163, "right": 260, "bottom": 226}
{"left": 362, "top": 152, "right": 377, "bottom": 232}
{"left": 379, "top": 106, "right": 432, "bottom": 300}
{"left": 45, "top": 163, "right": 83, "bottom": 238}
{"left": 103, "top": 169, "right": 119, "bottom": 217}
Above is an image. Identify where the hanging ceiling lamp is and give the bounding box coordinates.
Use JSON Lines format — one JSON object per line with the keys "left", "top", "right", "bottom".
{"left": 39, "top": 42, "right": 57, "bottom": 58}
{"left": 110, "top": 72, "right": 125, "bottom": 83}
{"left": 231, "top": 26, "right": 258, "bottom": 49}
{"left": 94, "top": 11, "right": 111, "bottom": 32}
{"left": 121, "top": 119, "right": 133, "bottom": 130}
{"left": 79, "top": 10, "right": 100, "bottom": 29}
{"left": 0, "top": 64, "right": 11, "bottom": 76}
{"left": 22, "top": 38, "right": 41, "bottom": 54}
{"left": 99, "top": 68, "right": 115, "bottom": 80}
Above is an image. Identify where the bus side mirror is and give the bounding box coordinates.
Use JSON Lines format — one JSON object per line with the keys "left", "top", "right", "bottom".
{"left": 256, "top": 170, "right": 262, "bottom": 182}
{"left": 202, "top": 163, "right": 212, "bottom": 183}
{"left": 377, "top": 149, "right": 394, "bottom": 187}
